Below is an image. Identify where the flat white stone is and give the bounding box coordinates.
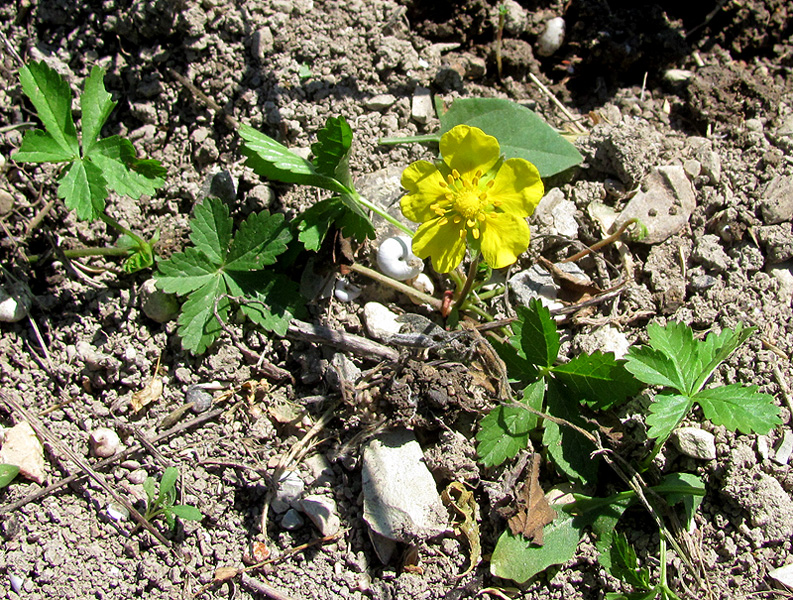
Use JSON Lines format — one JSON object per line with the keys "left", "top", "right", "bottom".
{"left": 672, "top": 427, "right": 717, "bottom": 460}
{"left": 411, "top": 87, "right": 433, "bottom": 124}
{"left": 363, "top": 302, "right": 402, "bottom": 342}
{"left": 770, "top": 563, "right": 793, "bottom": 588}
{"left": 362, "top": 428, "right": 448, "bottom": 544}
{"left": 300, "top": 494, "right": 341, "bottom": 537}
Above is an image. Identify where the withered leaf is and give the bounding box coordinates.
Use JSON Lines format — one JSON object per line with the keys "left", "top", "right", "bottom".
{"left": 131, "top": 355, "right": 164, "bottom": 413}
{"left": 507, "top": 453, "right": 556, "bottom": 545}
{"left": 441, "top": 481, "right": 481, "bottom": 575}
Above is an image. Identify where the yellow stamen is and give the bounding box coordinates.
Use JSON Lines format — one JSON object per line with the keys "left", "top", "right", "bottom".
{"left": 452, "top": 169, "right": 461, "bottom": 179}
{"left": 438, "top": 217, "right": 449, "bottom": 226}
{"left": 453, "top": 215, "right": 462, "bottom": 223}
{"left": 467, "top": 219, "right": 477, "bottom": 228}
{"left": 486, "top": 180, "right": 494, "bottom": 188}
{"left": 447, "top": 174, "right": 455, "bottom": 186}
{"left": 478, "top": 213, "right": 486, "bottom": 222}
{"left": 459, "top": 229, "right": 466, "bottom": 239}
{"left": 472, "top": 228, "right": 480, "bottom": 240}
{"left": 439, "top": 181, "right": 447, "bottom": 188}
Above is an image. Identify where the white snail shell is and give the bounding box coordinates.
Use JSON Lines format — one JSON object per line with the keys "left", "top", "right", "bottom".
{"left": 334, "top": 278, "right": 362, "bottom": 303}
{"left": 377, "top": 236, "right": 423, "bottom": 281}
{"left": 90, "top": 428, "right": 121, "bottom": 458}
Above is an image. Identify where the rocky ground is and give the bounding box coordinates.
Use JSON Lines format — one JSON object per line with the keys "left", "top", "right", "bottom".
{"left": 1, "top": 0, "right": 793, "bottom": 599}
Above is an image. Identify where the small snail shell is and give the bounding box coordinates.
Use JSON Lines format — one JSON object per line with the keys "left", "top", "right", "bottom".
{"left": 334, "top": 278, "right": 362, "bottom": 303}
{"left": 409, "top": 273, "right": 435, "bottom": 304}
{"left": 377, "top": 236, "right": 423, "bottom": 281}
{"left": 90, "top": 428, "right": 121, "bottom": 458}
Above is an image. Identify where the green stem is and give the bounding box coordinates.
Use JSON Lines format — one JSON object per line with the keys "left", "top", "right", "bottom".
{"left": 476, "top": 285, "right": 505, "bottom": 301}
{"left": 658, "top": 536, "right": 682, "bottom": 600}
{"left": 351, "top": 192, "right": 415, "bottom": 237}
{"left": 461, "top": 302, "right": 493, "bottom": 321}
{"left": 453, "top": 254, "right": 480, "bottom": 309}
{"left": 378, "top": 133, "right": 442, "bottom": 146}
{"left": 26, "top": 245, "right": 132, "bottom": 264}
{"left": 99, "top": 212, "right": 147, "bottom": 249}
{"left": 348, "top": 263, "right": 443, "bottom": 311}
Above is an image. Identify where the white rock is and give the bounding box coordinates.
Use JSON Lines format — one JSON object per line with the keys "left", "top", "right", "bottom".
{"left": 759, "top": 175, "right": 793, "bottom": 225}
{"left": 575, "top": 325, "right": 631, "bottom": 359}
{"left": 8, "top": 573, "right": 23, "bottom": 593}
{"left": 362, "top": 428, "right": 448, "bottom": 544}
{"left": 773, "top": 430, "right": 793, "bottom": 466}
{"left": 499, "top": 0, "right": 527, "bottom": 35}
{"left": 536, "top": 17, "right": 565, "bottom": 57}
{"left": 0, "top": 282, "right": 32, "bottom": 323}
{"left": 363, "top": 302, "right": 402, "bottom": 342}
{"left": 613, "top": 165, "right": 696, "bottom": 244}
{"left": 768, "top": 262, "right": 793, "bottom": 305}
{"left": 300, "top": 494, "right": 341, "bottom": 537}
{"left": 411, "top": 87, "right": 434, "bottom": 124}
{"left": 534, "top": 188, "right": 578, "bottom": 238}
{"left": 409, "top": 273, "right": 435, "bottom": 303}
{"left": 769, "top": 563, "right": 793, "bottom": 589}
{"left": 672, "top": 427, "right": 717, "bottom": 460}
{"left": 106, "top": 502, "right": 129, "bottom": 522}
{"left": 0, "top": 421, "right": 46, "bottom": 483}
{"left": 664, "top": 69, "right": 694, "bottom": 83}
{"left": 365, "top": 94, "right": 397, "bottom": 111}
{"left": 757, "top": 436, "right": 770, "bottom": 460}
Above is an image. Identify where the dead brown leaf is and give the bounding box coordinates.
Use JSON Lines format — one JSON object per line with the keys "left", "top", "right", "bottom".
{"left": 507, "top": 453, "right": 556, "bottom": 545}
{"left": 130, "top": 354, "right": 164, "bottom": 413}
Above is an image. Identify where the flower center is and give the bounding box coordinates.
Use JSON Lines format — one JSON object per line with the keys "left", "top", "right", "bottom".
{"left": 454, "top": 187, "right": 485, "bottom": 219}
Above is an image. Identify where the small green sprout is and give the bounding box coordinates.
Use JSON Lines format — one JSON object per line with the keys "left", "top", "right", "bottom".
{"left": 142, "top": 467, "right": 202, "bottom": 530}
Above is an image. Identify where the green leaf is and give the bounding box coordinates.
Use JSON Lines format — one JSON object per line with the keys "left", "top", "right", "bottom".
{"left": 609, "top": 532, "right": 653, "bottom": 590}
{"left": 158, "top": 467, "right": 179, "bottom": 501}
{"left": 311, "top": 116, "right": 353, "bottom": 183}
{"left": 439, "top": 98, "right": 583, "bottom": 178}
{"left": 693, "top": 324, "right": 754, "bottom": 393}
{"left": 13, "top": 130, "right": 76, "bottom": 162}
{"left": 623, "top": 345, "right": 685, "bottom": 392}
{"left": 17, "top": 61, "right": 79, "bottom": 157}
{"left": 644, "top": 393, "right": 691, "bottom": 441}
{"left": 0, "top": 464, "right": 20, "bottom": 488}
{"left": 80, "top": 65, "right": 115, "bottom": 156}
{"left": 89, "top": 137, "right": 165, "bottom": 198}
{"left": 695, "top": 384, "right": 781, "bottom": 435}
{"left": 164, "top": 509, "right": 176, "bottom": 530}
{"left": 143, "top": 476, "right": 156, "bottom": 506}
{"left": 644, "top": 322, "right": 702, "bottom": 395}
{"left": 155, "top": 247, "right": 222, "bottom": 295}
{"left": 171, "top": 504, "right": 203, "bottom": 521}
{"left": 58, "top": 158, "right": 107, "bottom": 220}
{"left": 659, "top": 472, "right": 704, "bottom": 530}
{"left": 295, "top": 196, "right": 374, "bottom": 249}
{"left": 230, "top": 271, "right": 302, "bottom": 337}
{"left": 511, "top": 299, "right": 559, "bottom": 369}
{"left": 336, "top": 193, "right": 376, "bottom": 241}
{"left": 188, "top": 197, "right": 233, "bottom": 265}
{"left": 476, "top": 405, "right": 532, "bottom": 468}
{"left": 239, "top": 124, "right": 348, "bottom": 194}
{"left": 552, "top": 351, "right": 642, "bottom": 410}
{"left": 490, "top": 512, "right": 580, "bottom": 584}
{"left": 226, "top": 211, "right": 291, "bottom": 271}
{"left": 492, "top": 337, "right": 539, "bottom": 382}
{"left": 176, "top": 276, "right": 230, "bottom": 354}
{"left": 543, "top": 380, "right": 598, "bottom": 486}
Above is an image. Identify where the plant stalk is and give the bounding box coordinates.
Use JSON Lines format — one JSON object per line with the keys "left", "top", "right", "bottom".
{"left": 347, "top": 262, "right": 443, "bottom": 311}
{"left": 352, "top": 192, "right": 415, "bottom": 237}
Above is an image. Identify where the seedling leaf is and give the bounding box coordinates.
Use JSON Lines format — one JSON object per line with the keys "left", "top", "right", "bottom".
{"left": 552, "top": 351, "right": 642, "bottom": 410}
{"left": 239, "top": 124, "right": 348, "bottom": 194}
{"left": 439, "top": 98, "right": 583, "bottom": 178}
{"left": 609, "top": 532, "right": 652, "bottom": 590}
{"left": 189, "top": 196, "right": 233, "bottom": 265}
{"left": 693, "top": 324, "right": 754, "bottom": 393}
{"left": 694, "top": 384, "right": 781, "bottom": 435}
{"left": 623, "top": 345, "right": 687, "bottom": 392}
{"left": 89, "top": 137, "right": 165, "bottom": 199}
{"left": 511, "top": 299, "right": 559, "bottom": 369}
{"left": 226, "top": 211, "right": 290, "bottom": 270}
{"left": 13, "top": 130, "right": 76, "bottom": 162}
{"left": 171, "top": 505, "right": 203, "bottom": 521}
{"left": 490, "top": 512, "right": 580, "bottom": 584}
{"left": 159, "top": 467, "right": 178, "bottom": 499}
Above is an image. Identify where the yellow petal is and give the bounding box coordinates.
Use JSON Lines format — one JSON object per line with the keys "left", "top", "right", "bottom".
{"left": 440, "top": 125, "right": 500, "bottom": 179}
{"left": 479, "top": 212, "right": 530, "bottom": 269}
{"left": 488, "top": 158, "right": 544, "bottom": 217}
{"left": 412, "top": 218, "right": 467, "bottom": 273}
{"left": 400, "top": 161, "right": 450, "bottom": 223}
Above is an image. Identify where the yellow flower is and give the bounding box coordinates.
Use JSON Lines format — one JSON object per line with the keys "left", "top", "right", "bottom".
{"left": 400, "top": 125, "right": 543, "bottom": 273}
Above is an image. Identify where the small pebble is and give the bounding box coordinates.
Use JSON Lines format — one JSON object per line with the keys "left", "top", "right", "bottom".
{"left": 280, "top": 508, "right": 304, "bottom": 530}
{"left": 271, "top": 471, "right": 305, "bottom": 513}
{"left": 186, "top": 385, "right": 213, "bottom": 413}
{"left": 139, "top": 279, "right": 179, "bottom": 323}
{"left": 128, "top": 469, "right": 148, "bottom": 485}
{"left": 773, "top": 430, "right": 793, "bottom": 465}
{"left": 0, "top": 282, "right": 32, "bottom": 323}
{"left": 536, "top": 17, "right": 565, "bottom": 57}
{"left": 107, "top": 502, "right": 129, "bottom": 522}
{"left": 9, "top": 574, "right": 23, "bottom": 593}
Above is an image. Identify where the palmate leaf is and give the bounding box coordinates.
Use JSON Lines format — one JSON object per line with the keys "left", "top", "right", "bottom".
{"left": 553, "top": 351, "right": 642, "bottom": 410}
{"left": 439, "top": 97, "right": 583, "bottom": 178}
{"left": 693, "top": 323, "right": 754, "bottom": 393}
{"left": 13, "top": 129, "right": 76, "bottom": 163}
{"left": 695, "top": 384, "right": 780, "bottom": 435}
{"left": 154, "top": 198, "right": 298, "bottom": 353}
{"left": 80, "top": 65, "right": 116, "bottom": 155}
{"left": 476, "top": 405, "right": 532, "bottom": 468}
{"left": 511, "top": 299, "right": 560, "bottom": 369}
{"left": 644, "top": 393, "right": 691, "bottom": 441}
{"left": 89, "top": 137, "right": 165, "bottom": 199}
{"left": 623, "top": 345, "right": 684, "bottom": 392}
